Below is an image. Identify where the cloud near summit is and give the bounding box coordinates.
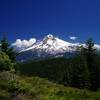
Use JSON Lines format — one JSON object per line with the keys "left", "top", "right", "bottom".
{"left": 12, "top": 38, "right": 36, "bottom": 48}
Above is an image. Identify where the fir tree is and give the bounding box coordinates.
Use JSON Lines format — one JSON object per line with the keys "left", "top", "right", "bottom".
{"left": 1, "top": 35, "right": 9, "bottom": 53}
{"left": 0, "top": 35, "right": 16, "bottom": 62}
{"left": 82, "top": 38, "right": 99, "bottom": 90}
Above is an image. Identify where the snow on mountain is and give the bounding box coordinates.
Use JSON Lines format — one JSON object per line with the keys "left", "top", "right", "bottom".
{"left": 94, "top": 44, "right": 100, "bottom": 50}
{"left": 20, "top": 34, "right": 79, "bottom": 54}
{"left": 12, "top": 34, "right": 100, "bottom": 53}
{"left": 12, "top": 34, "right": 100, "bottom": 61}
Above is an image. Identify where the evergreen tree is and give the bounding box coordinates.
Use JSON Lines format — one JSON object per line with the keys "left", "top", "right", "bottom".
{"left": 82, "top": 38, "right": 99, "bottom": 90}
{"left": 0, "top": 35, "right": 16, "bottom": 62}
{"left": 1, "top": 36, "right": 9, "bottom": 53}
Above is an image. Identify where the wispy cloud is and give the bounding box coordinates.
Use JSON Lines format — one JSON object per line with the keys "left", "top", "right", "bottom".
{"left": 69, "top": 36, "right": 78, "bottom": 40}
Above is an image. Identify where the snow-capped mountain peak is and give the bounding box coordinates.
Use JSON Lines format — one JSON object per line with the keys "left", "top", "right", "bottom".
{"left": 43, "top": 34, "right": 56, "bottom": 45}
{"left": 13, "top": 34, "right": 100, "bottom": 62}
{"left": 12, "top": 34, "right": 100, "bottom": 54}
{"left": 44, "top": 34, "right": 54, "bottom": 40}
{"left": 21, "top": 34, "right": 77, "bottom": 54}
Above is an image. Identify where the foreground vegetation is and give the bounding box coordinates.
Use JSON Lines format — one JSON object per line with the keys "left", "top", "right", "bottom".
{"left": 0, "top": 71, "right": 100, "bottom": 100}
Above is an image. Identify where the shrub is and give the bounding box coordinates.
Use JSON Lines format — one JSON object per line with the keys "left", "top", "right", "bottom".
{"left": 8, "top": 80, "right": 32, "bottom": 94}
{"left": 0, "top": 52, "right": 14, "bottom": 71}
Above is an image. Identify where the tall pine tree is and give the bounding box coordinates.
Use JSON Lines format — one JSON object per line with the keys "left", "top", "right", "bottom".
{"left": 0, "top": 34, "right": 16, "bottom": 62}
{"left": 82, "top": 38, "right": 99, "bottom": 90}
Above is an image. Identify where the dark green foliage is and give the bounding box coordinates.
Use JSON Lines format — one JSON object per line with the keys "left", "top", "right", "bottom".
{"left": 0, "top": 36, "right": 16, "bottom": 62}
{"left": 81, "top": 38, "right": 100, "bottom": 90}
{"left": 17, "top": 58, "right": 68, "bottom": 83}
{"left": 1, "top": 37, "right": 9, "bottom": 53}
{"left": 70, "top": 55, "right": 90, "bottom": 88}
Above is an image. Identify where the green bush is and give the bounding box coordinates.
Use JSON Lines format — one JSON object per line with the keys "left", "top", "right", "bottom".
{"left": 0, "top": 52, "right": 14, "bottom": 71}
{"left": 8, "top": 80, "right": 32, "bottom": 93}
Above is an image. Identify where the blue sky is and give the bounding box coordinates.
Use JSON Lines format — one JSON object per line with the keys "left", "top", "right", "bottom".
{"left": 0, "top": 0, "right": 100, "bottom": 43}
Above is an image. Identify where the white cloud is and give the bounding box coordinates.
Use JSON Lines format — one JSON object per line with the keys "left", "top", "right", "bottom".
{"left": 12, "top": 38, "right": 36, "bottom": 51}
{"left": 69, "top": 36, "right": 78, "bottom": 40}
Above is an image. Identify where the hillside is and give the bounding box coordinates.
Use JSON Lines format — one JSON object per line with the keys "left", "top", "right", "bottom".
{"left": 0, "top": 71, "right": 100, "bottom": 100}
